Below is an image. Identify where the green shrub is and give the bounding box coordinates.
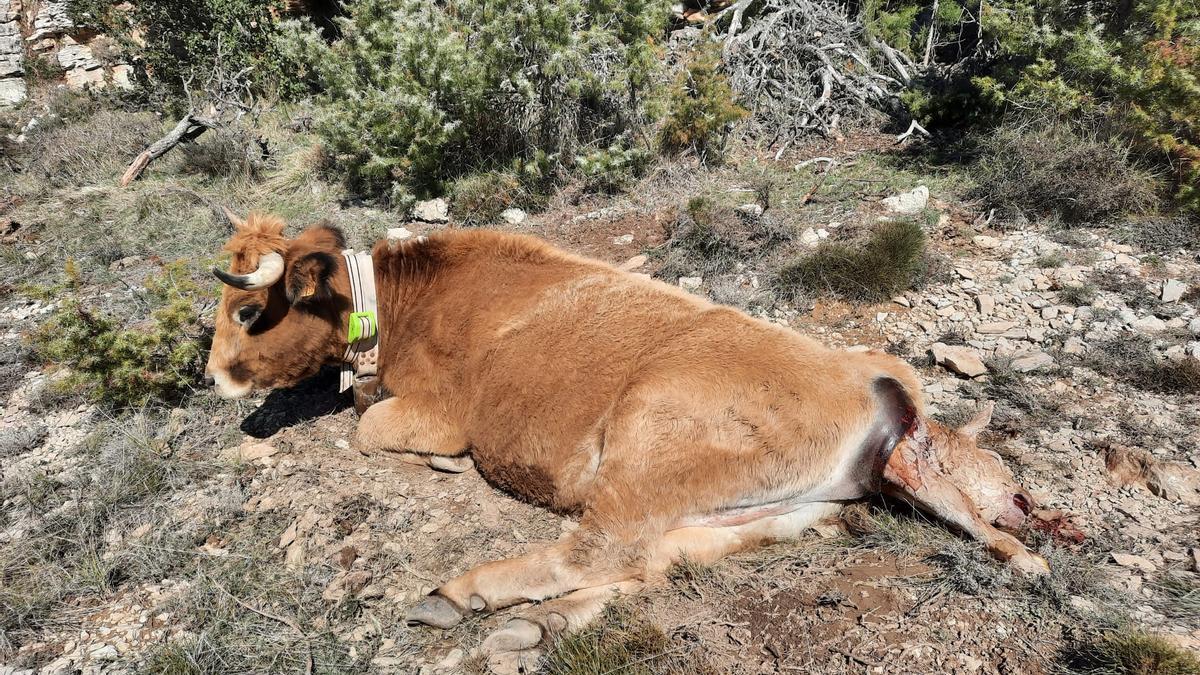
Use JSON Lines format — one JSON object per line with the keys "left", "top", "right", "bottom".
{"left": 658, "top": 43, "right": 746, "bottom": 161}
{"left": 576, "top": 143, "right": 652, "bottom": 193}
{"left": 283, "top": 0, "right": 670, "bottom": 199}
{"left": 971, "top": 124, "right": 1159, "bottom": 224}
{"left": 875, "top": 0, "right": 1200, "bottom": 211}
{"left": 30, "top": 263, "right": 211, "bottom": 408}
{"left": 68, "top": 0, "right": 296, "bottom": 102}
{"left": 450, "top": 171, "right": 526, "bottom": 227}
{"left": 776, "top": 219, "right": 927, "bottom": 302}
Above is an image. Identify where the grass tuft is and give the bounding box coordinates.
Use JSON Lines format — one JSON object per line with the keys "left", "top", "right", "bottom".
{"left": 1086, "top": 337, "right": 1200, "bottom": 394}
{"left": 1063, "top": 631, "right": 1200, "bottom": 675}
{"left": 971, "top": 123, "right": 1160, "bottom": 225}
{"left": 776, "top": 219, "right": 926, "bottom": 303}
{"left": 543, "top": 601, "right": 716, "bottom": 675}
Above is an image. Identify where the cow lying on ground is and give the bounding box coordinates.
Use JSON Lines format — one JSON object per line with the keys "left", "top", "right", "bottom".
{"left": 205, "top": 212, "right": 1048, "bottom": 668}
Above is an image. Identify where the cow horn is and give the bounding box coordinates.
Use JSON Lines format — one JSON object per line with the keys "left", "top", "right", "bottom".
{"left": 212, "top": 252, "right": 284, "bottom": 290}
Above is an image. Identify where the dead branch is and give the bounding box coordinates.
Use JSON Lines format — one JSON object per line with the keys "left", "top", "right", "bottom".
{"left": 895, "top": 119, "right": 930, "bottom": 143}
{"left": 119, "top": 114, "right": 215, "bottom": 186}
{"left": 119, "top": 36, "right": 260, "bottom": 187}
{"left": 923, "top": 0, "right": 940, "bottom": 66}
{"left": 722, "top": 0, "right": 914, "bottom": 145}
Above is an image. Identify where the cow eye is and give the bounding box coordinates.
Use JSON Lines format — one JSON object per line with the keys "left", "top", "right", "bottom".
{"left": 236, "top": 304, "right": 262, "bottom": 325}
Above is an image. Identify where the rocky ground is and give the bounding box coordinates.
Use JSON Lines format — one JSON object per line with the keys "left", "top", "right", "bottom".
{"left": 1, "top": 119, "right": 1199, "bottom": 674}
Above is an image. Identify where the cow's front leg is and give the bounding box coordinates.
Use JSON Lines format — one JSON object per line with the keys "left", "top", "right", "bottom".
{"left": 355, "top": 395, "right": 473, "bottom": 473}
{"left": 404, "top": 525, "right": 641, "bottom": 630}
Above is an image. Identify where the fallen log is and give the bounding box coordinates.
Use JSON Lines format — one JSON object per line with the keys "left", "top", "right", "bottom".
{"left": 119, "top": 113, "right": 216, "bottom": 187}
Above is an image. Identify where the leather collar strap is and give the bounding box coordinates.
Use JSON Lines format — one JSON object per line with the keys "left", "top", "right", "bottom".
{"left": 340, "top": 250, "right": 379, "bottom": 393}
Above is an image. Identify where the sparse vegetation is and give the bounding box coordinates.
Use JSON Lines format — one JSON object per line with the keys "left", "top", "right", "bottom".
{"left": 776, "top": 218, "right": 927, "bottom": 302}
{"left": 1059, "top": 283, "right": 1099, "bottom": 307}
{"left": 1087, "top": 337, "right": 1200, "bottom": 395}
{"left": 450, "top": 171, "right": 529, "bottom": 227}
{"left": 971, "top": 124, "right": 1159, "bottom": 225}
{"left": 656, "top": 195, "right": 791, "bottom": 282}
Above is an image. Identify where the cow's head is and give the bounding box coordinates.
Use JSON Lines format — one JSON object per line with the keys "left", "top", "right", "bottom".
{"left": 920, "top": 403, "right": 1034, "bottom": 530}
{"left": 204, "top": 211, "right": 349, "bottom": 398}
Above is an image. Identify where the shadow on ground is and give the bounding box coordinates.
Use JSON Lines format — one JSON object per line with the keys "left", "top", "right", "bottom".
{"left": 240, "top": 367, "right": 352, "bottom": 437}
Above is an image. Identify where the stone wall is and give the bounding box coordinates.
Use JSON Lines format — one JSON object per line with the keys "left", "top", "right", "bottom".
{"left": 0, "top": 0, "right": 132, "bottom": 108}
{"left": 0, "top": 0, "right": 24, "bottom": 106}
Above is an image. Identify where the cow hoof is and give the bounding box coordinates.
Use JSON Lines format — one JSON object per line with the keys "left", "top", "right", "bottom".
{"left": 485, "top": 647, "right": 542, "bottom": 675}
{"left": 1011, "top": 551, "right": 1051, "bottom": 576}
{"left": 406, "top": 594, "right": 464, "bottom": 629}
{"left": 429, "top": 455, "right": 475, "bottom": 473}
{"left": 481, "top": 619, "right": 544, "bottom": 655}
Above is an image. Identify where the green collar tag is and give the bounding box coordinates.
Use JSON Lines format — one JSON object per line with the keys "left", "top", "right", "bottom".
{"left": 347, "top": 310, "right": 377, "bottom": 344}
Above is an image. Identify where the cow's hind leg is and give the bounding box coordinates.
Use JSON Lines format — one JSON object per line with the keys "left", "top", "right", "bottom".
{"left": 355, "top": 394, "right": 473, "bottom": 472}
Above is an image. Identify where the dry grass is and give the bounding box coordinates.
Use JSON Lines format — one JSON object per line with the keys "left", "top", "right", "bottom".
{"left": 655, "top": 195, "right": 791, "bottom": 283}
{"left": 1059, "top": 282, "right": 1099, "bottom": 307}
{"left": 451, "top": 171, "right": 529, "bottom": 227}
{"left": 1086, "top": 337, "right": 1200, "bottom": 394}
{"left": 542, "top": 601, "right": 718, "bottom": 675}
{"left": 18, "top": 110, "right": 162, "bottom": 189}
{"left": 971, "top": 123, "right": 1160, "bottom": 225}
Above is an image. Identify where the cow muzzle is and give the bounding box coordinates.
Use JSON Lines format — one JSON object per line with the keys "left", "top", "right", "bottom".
{"left": 205, "top": 367, "right": 253, "bottom": 399}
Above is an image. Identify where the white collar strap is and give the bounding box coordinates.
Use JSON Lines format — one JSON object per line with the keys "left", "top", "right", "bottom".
{"left": 340, "top": 250, "right": 380, "bottom": 393}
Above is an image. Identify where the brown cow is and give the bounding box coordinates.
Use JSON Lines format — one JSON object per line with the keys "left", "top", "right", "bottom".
{"left": 205, "top": 212, "right": 1047, "bottom": 666}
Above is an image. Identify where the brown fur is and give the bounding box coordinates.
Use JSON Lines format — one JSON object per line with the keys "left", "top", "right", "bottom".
{"left": 206, "top": 218, "right": 1046, "bottom": 658}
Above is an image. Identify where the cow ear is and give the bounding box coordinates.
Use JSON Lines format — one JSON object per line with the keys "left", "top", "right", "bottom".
{"left": 959, "top": 401, "right": 995, "bottom": 438}
{"left": 286, "top": 251, "right": 337, "bottom": 305}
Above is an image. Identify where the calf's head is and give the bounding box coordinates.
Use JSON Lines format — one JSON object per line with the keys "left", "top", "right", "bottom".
{"left": 918, "top": 403, "right": 1034, "bottom": 529}
{"left": 204, "top": 211, "right": 349, "bottom": 398}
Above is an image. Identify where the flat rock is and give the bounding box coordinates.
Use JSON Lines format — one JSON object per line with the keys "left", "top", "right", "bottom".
{"left": 1011, "top": 351, "right": 1054, "bottom": 372}
{"left": 976, "top": 294, "right": 995, "bottom": 315}
{"left": 1110, "top": 552, "right": 1157, "bottom": 574}
{"left": 930, "top": 343, "right": 987, "bottom": 378}
{"left": 976, "top": 321, "right": 1017, "bottom": 335}
{"left": 1161, "top": 279, "right": 1186, "bottom": 303}
{"left": 1132, "top": 315, "right": 1166, "bottom": 332}
{"left": 972, "top": 235, "right": 1001, "bottom": 249}
{"left": 881, "top": 185, "right": 929, "bottom": 215}
{"left": 736, "top": 203, "right": 764, "bottom": 219}
{"left": 612, "top": 233, "right": 634, "bottom": 245}
{"left": 222, "top": 442, "right": 278, "bottom": 462}
{"left": 619, "top": 254, "right": 648, "bottom": 272}
{"left": 678, "top": 276, "right": 702, "bottom": 291}
{"left": 412, "top": 198, "right": 448, "bottom": 223}
{"left": 500, "top": 208, "right": 526, "bottom": 225}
